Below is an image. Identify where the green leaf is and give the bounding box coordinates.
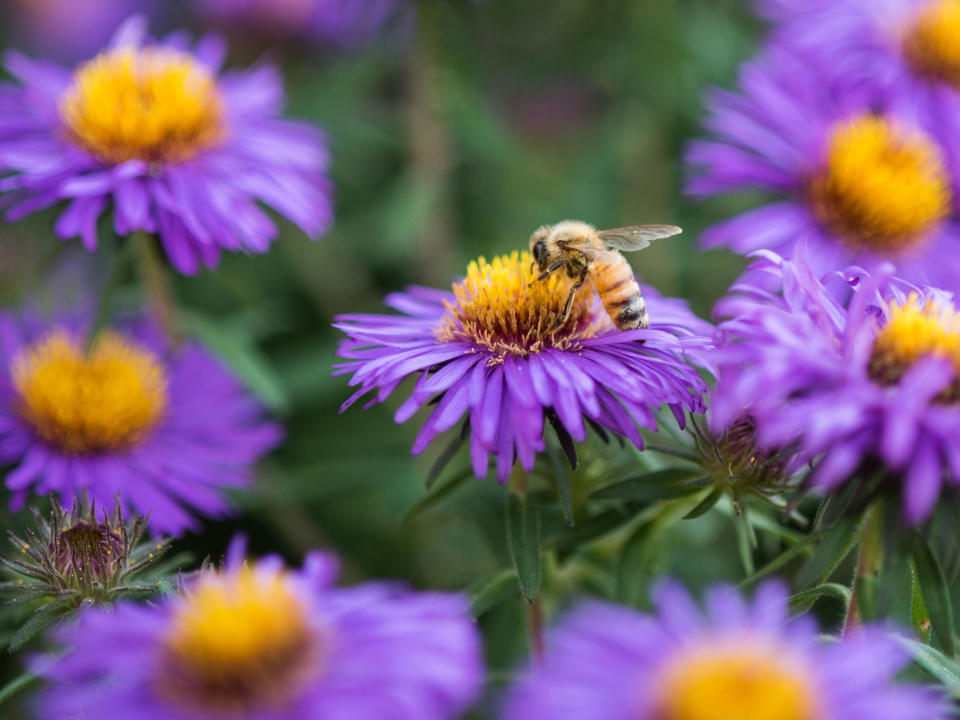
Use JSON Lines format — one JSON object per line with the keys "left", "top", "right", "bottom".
{"left": 9, "top": 597, "right": 78, "bottom": 652}
{"left": 468, "top": 569, "right": 519, "bottom": 618}
{"left": 733, "top": 505, "right": 756, "bottom": 576}
{"left": 739, "top": 535, "right": 818, "bottom": 588}
{"left": 589, "top": 468, "right": 709, "bottom": 502}
{"left": 402, "top": 469, "right": 473, "bottom": 524}
{"left": 789, "top": 583, "right": 852, "bottom": 614}
{"left": 912, "top": 537, "right": 956, "bottom": 656}
{"left": 546, "top": 508, "right": 636, "bottom": 559}
{"left": 616, "top": 516, "right": 665, "bottom": 606}
{"left": 896, "top": 635, "right": 960, "bottom": 698}
{"left": 182, "top": 312, "right": 288, "bottom": 414}
{"left": 425, "top": 421, "right": 469, "bottom": 489}
{"left": 795, "top": 515, "right": 859, "bottom": 589}
{"left": 506, "top": 494, "right": 541, "bottom": 603}
{"left": 0, "top": 671, "right": 39, "bottom": 706}
{"left": 911, "top": 561, "right": 932, "bottom": 645}
{"left": 683, "top": 487, "right": 723, "bottom": 519}
{"left": 547, "top": 446, "right": 575, "bottom": 527}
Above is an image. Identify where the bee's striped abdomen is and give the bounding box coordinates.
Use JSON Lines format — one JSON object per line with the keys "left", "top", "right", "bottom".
{"left": 589, "top": 253, "right": 648, "bottom": 330}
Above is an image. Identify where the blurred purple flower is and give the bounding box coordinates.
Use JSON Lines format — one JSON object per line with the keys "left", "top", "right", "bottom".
{"left": 0, "top": 312, "right": 281, "bottom": 533}
{"left": 504, "top": 579, "right": 945, "bottom": 720}
{"left": 197, "top": 0, "right": 402, "bottom": 48}
{"left": 712, "top": 245, "right": 960, "bottom": 523}
{"left": 334, "top": 251, "right": 710, "bottom": 484}
{"left": 35, "top": 550, "right": 483, "bottom": 719}
{"left": 6, "top": 0, "right": 154, "bottom": 63}
{"left": 687, "top": 45, "right": 960, "bottom": 286}
{"left": 0, "top": 17, "right": 332, "bottom": 275}
{"left": 754, "top": 0, "right": 960, "bottom": 204}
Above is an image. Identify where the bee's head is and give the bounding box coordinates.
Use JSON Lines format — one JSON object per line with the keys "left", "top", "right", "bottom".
{"left": 529, "top": 225, "right": 551, "bottom": 270}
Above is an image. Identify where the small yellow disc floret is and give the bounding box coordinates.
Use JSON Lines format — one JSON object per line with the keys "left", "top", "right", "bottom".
{"left": 810, "top": 115, "right": 950, "bottom": 254}
{"left": 12, "top": 330, "right": 168, "bottom": 454}
{"left": 60, "top": 46, "right": 225, "bottom": 165}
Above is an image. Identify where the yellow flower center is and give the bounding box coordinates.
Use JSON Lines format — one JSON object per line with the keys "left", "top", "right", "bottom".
{"left": 12, "top": 330, "right": 168, "bottom": 454}
{"left": 655, "top": 645, "right": 819, "bottom": 720}
{"left": 436, "top": 250, "right": 610, "bottom": 361}
{"left": 809, "top": 115, "right": 950, "bottom": 254}
{"left": 59, "top": 46, "right": 225, "bottom": 165}
{"left": 869, "top": 292, "right": 960, "bottom": 402}
{"left": 903, "top": 0, "right": 960, "bottom": 89}
{"left": 157, "top": 567, "right": 320, "bottom": 714}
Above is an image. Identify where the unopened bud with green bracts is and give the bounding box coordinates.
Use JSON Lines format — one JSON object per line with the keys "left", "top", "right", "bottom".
{"left": 0, "top": 495, "right": 171, "bottom": 650}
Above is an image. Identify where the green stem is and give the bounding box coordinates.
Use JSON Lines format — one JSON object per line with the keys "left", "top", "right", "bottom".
{"left": 844, "top": 500, "right": 883, "bottom": 635}
{"left": 0, "top": 672, "right": 39, "bottom": 707}
{"left": 525, "top": 594, "right": 545, "bottom": 665}
{"left": 86, "top": 234, "right": 131, "bottom": 350}
{"left": 403, "top": 3, "right": 456, "bottom": 286}
{"left": 133, "top": 231, "right": 179, "bottom": 343}
{"left": 509, "top": 469, "right": 545, "bottom": 665}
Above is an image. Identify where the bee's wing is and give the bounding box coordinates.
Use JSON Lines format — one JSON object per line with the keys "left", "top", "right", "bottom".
{"left": 598, "top": 225, "right": 682, "bottom": 252}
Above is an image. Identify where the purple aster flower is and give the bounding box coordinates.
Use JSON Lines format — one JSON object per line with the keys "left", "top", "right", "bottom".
{"left": 754, "top": 0, "right": 960, "bottom": 206}
{"left": 5, "top": 0, "right": 155, "bottom": 63}
{"left": 0, "top": 311, "right": 282, "bottom": 533}
{"left": 34, "top": 548, "right": 483, "bottom": 720}
{"left": 686, "top": 44, "right": 960, "bottom": 286}
{"left": 334, "top": 247, "right": 711, "bottom": 484}
{"left": 198, "top": 0, "right": 402, "bottom": 48}
{"left": 711, "top": 244, "right": 960, "bottom": 523}
{"left": 504, "top": 580, "right": 945, "bottom": 720}
{"left": 0, "top": 16, "right": 332, "bottom": 275}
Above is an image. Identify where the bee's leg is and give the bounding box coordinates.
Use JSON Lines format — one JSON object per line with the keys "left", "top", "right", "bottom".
{"left": 551, "top": 270, "right": 587, "bottom": 330}
{"left": 536, "top": 260, "right": 566, "bottom": 282}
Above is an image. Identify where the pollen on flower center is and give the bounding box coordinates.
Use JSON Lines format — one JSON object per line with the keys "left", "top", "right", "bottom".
{"left": 12, "top": 330, "right": 168, "bottom": 454}
{"left": 157, "top": 567, "right": 320, "bottom": 713}
{"left": 436, "top": 250, "right": 611, "bottom": 361}
{"left": 59, "top": 46, "right": 225, "bottom": 165}
{"left": 869, "top": 292, "right": 960, "bottom": 402}
{"left": 903, "top": 0, "right": 960, "bottom": 89}
{"left": 809, "top": 115, "right": 950, "bottom": 254}
{"left": 655, "top": 645, "right": 819, "bottom": 720}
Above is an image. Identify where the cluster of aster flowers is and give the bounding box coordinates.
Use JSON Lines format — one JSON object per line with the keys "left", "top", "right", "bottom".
{"left": 0, "top": 2, "right": 957, "bottom": 719}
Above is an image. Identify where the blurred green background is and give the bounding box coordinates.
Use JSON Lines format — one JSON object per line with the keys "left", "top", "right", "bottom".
{"left": 0, "top": 0, "right": 775, "bottom": 715}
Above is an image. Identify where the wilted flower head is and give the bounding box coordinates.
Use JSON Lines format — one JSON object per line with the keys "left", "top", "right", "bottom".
{"left": 504, "top": 580, "right": 945, "bottom": 720}
{"left": 757, "top": 0, "right": 960, "bottom": 101}
{"left": 198, "top": 0, "right": 403, "bottom": 48}
{"left": 35, "top": 547, "right": 483, "bottom": 719}
{"left": 5, "top": 0, "right": 154, "bottom": 63}
{"left": 0, "top": 16, "right": 332, "bottom": 274}
{"left": 334, "top": 250, "right": 710, "bottom": 484}
{"left": 0, "top": 311, "right": 282, "bottom": 532}
{"left": 686, "top": 44, "right": 960, "bottom": 286}
{"left": 712, "top": 245, "right": 960, "bottom": 523}
{"left": 1, "top": 495, "right": 167, "bottom": 650}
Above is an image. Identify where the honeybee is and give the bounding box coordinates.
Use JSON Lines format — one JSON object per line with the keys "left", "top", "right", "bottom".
{"left": 529, "top": 220, "right": 682, "bottom": 330}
